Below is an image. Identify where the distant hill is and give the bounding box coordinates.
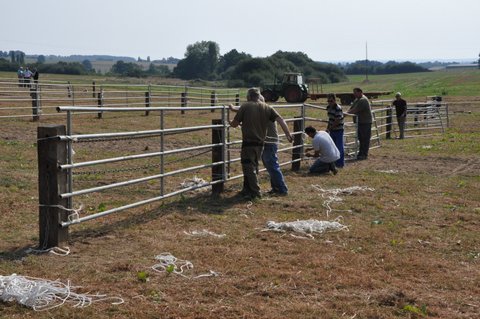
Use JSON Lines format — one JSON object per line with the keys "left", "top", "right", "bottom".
{"left": 27, "top": 54, "right": 137, "bottom": 63}
{"left": 22, "top": 54, "right": 178, "bottom": 74}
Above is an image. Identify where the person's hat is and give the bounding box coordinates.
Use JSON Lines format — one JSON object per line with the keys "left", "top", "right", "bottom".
{"left": 395, "top": 92, "right": 402, "bottom": 97}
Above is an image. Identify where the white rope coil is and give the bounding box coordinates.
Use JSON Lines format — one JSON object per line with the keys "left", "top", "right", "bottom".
{"left": 180, "top": 176, "right": 210, "bottom": 193}
{"left": 0, "top": 274, "right": 124, "bottom": 311}
{"left": 311, "top": 185, "right": 375, "bottom": 216}
{"left": 183, "top": 229, "right": 226, "bottom": 238}
{"left": 376, "top": 169, "right": 399, "bottom": 174}
{"left": 264, "top": 218, "right": 348, "bottom": 239}
{"left": 151, "top": 253, "right": 219, "bottom": 279}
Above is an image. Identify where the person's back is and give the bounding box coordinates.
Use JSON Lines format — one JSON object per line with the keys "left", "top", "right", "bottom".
{"left": 313, "top": 131, "right": 340, "bottom": 163}
{"left": 234, "top": 101, "right": 278, "bottom": 144}
{"left": 350, "top": 94, "right": 372, "bottom": 124}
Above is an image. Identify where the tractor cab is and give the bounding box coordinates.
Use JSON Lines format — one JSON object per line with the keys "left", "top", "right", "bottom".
{"left": 282, "top": 73, "right": 304, "bottom": 85}
{"left": 261, "top": 72, "right": 309, "bottom": 103}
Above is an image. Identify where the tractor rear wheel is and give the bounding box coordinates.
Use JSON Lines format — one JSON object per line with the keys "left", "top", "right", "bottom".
{"left": 284, "top": 86, "right": 303, "bottom": 103}
{"left": 261, "top": 89, "right": 275, "bottom": 102}
{"left": 271, "top": 92, "right": 279, "bottom": 102}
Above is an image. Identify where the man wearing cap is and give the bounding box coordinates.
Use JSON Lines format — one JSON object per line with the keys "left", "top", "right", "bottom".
{"left": 347, "top": 88, "right": 372, "bottom": 160}
{"left": 392, "top": 92, "right": 407, "bottom": 139}
{"left": 229, "top": 88, "right": 292, "bottom": 200}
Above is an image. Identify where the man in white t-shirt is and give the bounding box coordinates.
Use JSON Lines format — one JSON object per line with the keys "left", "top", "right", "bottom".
{"left": 304, "top": 126, "right": 340, "bottom": 175}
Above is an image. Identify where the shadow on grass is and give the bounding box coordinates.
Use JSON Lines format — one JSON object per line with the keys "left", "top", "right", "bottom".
{"left": 69, "top": 190, "right": 250, "bottom": 241}
{"left": 0, "top": 245, "right": 38, "bottom": 261}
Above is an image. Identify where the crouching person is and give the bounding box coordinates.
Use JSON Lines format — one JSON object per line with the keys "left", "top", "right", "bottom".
{"left": 304, "top": 126, "right": 340, "bottom": 175}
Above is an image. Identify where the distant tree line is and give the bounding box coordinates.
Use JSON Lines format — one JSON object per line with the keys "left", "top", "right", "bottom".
{"left": 341, "top": 60, "right": 429, "bottom": 75}
{"left": 0, "top": 53, "right": 96, "bottom": 75}
{"left": 2, "top": 45, "right": 439, "bottom": 81}
{"left": 172, "top": 41, "right": 347, "bottom": 87}
{"left": 108, "top": 61, "right": 171, "bottom": 77}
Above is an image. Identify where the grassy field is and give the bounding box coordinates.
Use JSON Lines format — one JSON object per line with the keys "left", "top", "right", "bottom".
{"left": 320, "top": 68, "right": 480, "bottom": 98}
{"left": 0, "top": 70, "right": 479, "bottom": 318}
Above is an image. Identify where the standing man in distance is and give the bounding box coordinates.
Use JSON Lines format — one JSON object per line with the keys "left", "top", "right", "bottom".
{"left": 229, "top": 88, "right": 292, "bottom": 200}
{"left": 392, "top": 92, "right": 407, "bottom": 139}
{"left": 347, "top": 88, "right": 372, "bottom": 160}
{"left": 326, "top": 93, "right": 344, "bottom": 167}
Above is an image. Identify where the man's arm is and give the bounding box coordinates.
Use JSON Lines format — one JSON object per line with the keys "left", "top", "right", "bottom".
{"left": 228, "top": 104, "right": 242, "bottom": 127}
{"left": 228, "top": 104, "right": 240, "bottom": 112}
{"left": 229, "top": 118, "right": 240, "bottom": 128}
{"left": 305, "top": 150, "right": 320, "bottom": 157}
{"left": 275, "top": 117, "right": 293, "bottom": 143}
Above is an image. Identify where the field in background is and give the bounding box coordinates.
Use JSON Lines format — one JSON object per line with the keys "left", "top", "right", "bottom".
{"left": 320, "top": 68, "right": 480, "bottom": 98}
{"left": 0, "top": 70, "right": 479, "bottom": 318}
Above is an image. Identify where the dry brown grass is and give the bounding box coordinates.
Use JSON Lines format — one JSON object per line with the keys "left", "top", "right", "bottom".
{"left": 0, "top": 97, "right": 479, "bottom": 319}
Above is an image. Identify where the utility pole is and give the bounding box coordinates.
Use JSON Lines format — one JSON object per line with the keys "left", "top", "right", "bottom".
{"left": 365, "top": 41, "right": 369, "bottom": 82}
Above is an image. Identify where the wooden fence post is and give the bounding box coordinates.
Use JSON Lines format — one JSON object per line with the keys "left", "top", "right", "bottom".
{"left": 181, "top": 92, "right": 187, "bottom": 115}
{"left": 38, "top": 125, "right": 69, "bottom": 249}
{"left": 145, "top": 91, "right": 151, "bottom": 116}
{"left": 212, "top": 119, "right": 225, "bottom": 195}
{"left": 97, "top": 90, "right": 103, "bottom": 119}
{"left": 291, "top": 116, "right": 304, "bottom": 171}
{"left": 92, "top": 81, "right": 96, "bottom": 99}
{"left": 386, "top": 107, "right": 392, "bottom": 139}
{"left": 235, "top": 93, "right": 240, "bottom": 107}
{"left": 210, "top": 91, "right": 216, "bottom": 112}
{"left": 31, "top": 86, "right": 41, "bottom": 122}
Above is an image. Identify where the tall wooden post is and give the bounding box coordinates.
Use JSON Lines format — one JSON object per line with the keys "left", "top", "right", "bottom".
{"left": 386, "top": 107, "right": 392, "bottom": 139}
{"left": 212, "top": 119, "right": 225, "bottom": 195}
{"left": 235, "top": 93, "right": 240, "bottom": 107}
{"left": 145, "top": 91, "right": 151, "bottom": 116}
{"left": 210, "top": 91, "right": 216, "bottom": 112}
{"left": 291, "top": 116, "right": 304, "bottom": 171}
{"left": 38, "top": 125, "right": 69, "bottom": 249}
{"left": 181, "top": 92, "right": 187, "bottom": 115}
{"left": 97, "top": 90, "right": 103, "bottom": 119}
{"left": 31, "top": 87, "right": 40, "bottom": 122}
{"left": 92, "top": 81, "right": 96, "bottom": 99}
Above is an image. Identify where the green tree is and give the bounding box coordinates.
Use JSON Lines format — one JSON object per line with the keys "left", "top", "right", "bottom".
{"left": 216, "top": 49, "right": 251, "bottom": 76}
{"left": 173, "top": 40, "right": 220, "bottom": 80}
{"left": 82, "top": 59, "right": 93, "bottom": 72}
{"left": 110, "top": 60, "right": 144, "bottom": 77}
{"left": 37, "top": 55, "right": 46, "bottom": 64}
{"left": 15, "top": 51, "right": 25, "bottom": 64}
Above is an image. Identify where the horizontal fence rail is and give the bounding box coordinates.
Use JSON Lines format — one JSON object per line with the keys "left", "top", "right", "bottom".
{"left": 0, "top": 78, "right": 240, "bottom": 120}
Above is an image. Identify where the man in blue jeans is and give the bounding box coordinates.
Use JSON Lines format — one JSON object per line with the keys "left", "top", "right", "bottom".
{"left": 262, "top": 120, "right": 289, "bottom": 195}
{"left": 229, "top": 95, "right": 292, "bottom": 196}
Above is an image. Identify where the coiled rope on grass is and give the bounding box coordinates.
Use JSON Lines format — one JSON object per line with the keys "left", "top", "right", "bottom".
{"left": 151, "top": 253, "right": 219, "bottom": 279}
{"left": 263, "top": 218, "right": 348, "bottom": 239}
{"left": 311, "top": 185, "right": 375, "bottom": 216}
{"left": 183, "top": 229, "right": 226, "bottom": 238}
{"left": 0, "top": 274, "right": 124, "bottom": 311}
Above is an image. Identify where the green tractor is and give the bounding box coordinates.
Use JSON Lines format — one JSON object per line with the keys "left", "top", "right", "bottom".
{"left": 261, "top": 72, "right": 309, "bottom": 103}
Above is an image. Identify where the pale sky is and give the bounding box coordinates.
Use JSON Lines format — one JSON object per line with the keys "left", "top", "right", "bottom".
{"left": 2, "top": 0, "right": 479, "bottom": 62}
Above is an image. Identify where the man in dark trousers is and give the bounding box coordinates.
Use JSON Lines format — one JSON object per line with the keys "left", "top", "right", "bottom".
{"left": 326, "top": 93, "right": 344, "bottom": 167}
{"left": 229, "top": 88, "right": 292, "bottom": 200}
{"left": 392, "top": 92, "right": 407, "bottom": 139}
{"left": 347, "top": 88, "right": 372, "bottom": 160}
